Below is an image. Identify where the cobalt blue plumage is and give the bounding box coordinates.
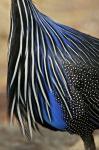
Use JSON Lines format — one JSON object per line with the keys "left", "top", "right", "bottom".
{"left": 7, "top": 0, "right": 99, "bottom": 149}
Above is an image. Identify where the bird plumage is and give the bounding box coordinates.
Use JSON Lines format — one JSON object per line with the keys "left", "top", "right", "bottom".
{"left": 8, "top": 0, "right": 99, "bottom": 149}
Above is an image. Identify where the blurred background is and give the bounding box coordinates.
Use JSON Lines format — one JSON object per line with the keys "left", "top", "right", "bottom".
{"left": 0, "top": 0, "right": 99, "bottom": 149}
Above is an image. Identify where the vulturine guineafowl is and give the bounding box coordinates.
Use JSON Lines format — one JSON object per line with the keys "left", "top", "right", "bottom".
{"left": 7, "top": 0, "right": 99, "bottom": 149}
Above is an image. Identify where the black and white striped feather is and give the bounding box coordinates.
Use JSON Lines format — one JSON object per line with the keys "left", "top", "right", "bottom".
{"left": 8, "top": 0, "right": 99, "bottom": 138}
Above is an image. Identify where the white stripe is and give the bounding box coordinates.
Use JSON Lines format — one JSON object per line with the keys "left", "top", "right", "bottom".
{"left": 29, "top": 3, "right": 43, "bottom": 123}
{"left": 36, "top": 71, "right": 50, "bottom": 107}
{"left": 36, "top": 25, "right": 43, "bottom": 75}
{"left": 28, "top": 87, "right": 36, "bottom": 125}
{"left": 52, "top": 78, "right": 71, "bottom": 114}
{"left": 8, "top": 10, "right": 13, "bottom": 58}
{"left": 31, "top": 80, "right": 43, "bottom": 123}
{"left": 27, "top": 104, "right": 33, "bottom": 139}
{"left": 22, "top": 0, "right": 29, "bottom": 102}
{"left": 17, "top": 103, "right": 25, "bottom": 136}
{"left": 36, "top": 71, "right": 51, "bottom": 121}
{"left": 57, "top": 47, "right": 70, "bottom": 64}
{"left": 10, "top": 95, "right": 16, "bottom": 125}
{"left": 24, "top": 52, "right": 28, "bottom": 102}
{"left": 55, "top": 59, "right": 72, "bottom": 101}
{"left": 40, "top": 28, "right": 52, "bottom": 91}
{"left": 10, "top": 0, "right": 24, "bottom": 88}
{"left": 20, "top": 92, "right": 25, "bottom": 106}
{"left": 18, "top": 69, "right": 21, "bottom": 100}
{"left": 49, "top": 56, "right": 66, "bottom": 97}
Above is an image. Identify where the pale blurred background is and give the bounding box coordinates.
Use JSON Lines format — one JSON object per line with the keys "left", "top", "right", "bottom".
{"left": 0, "top": 0, "right": 99, "bottom": 149}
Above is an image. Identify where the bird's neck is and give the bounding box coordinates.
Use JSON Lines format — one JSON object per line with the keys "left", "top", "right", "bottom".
{"left": 11, "top": 0, "right": 36, "bottom": 23}
{"left": 9, "top": 0, "right": 39, "bottom": 57}
{"left": 11, "top": 0, "right": 32, "bottom": 6}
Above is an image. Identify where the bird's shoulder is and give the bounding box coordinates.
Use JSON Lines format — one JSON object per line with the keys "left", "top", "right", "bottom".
{"left": 40, "top": 13, "right": 99, "bottom": 66}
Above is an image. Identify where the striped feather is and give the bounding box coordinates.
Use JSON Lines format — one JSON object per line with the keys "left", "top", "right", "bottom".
{"left": 8, "top": 0, "right": 99, "bottom": 136}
